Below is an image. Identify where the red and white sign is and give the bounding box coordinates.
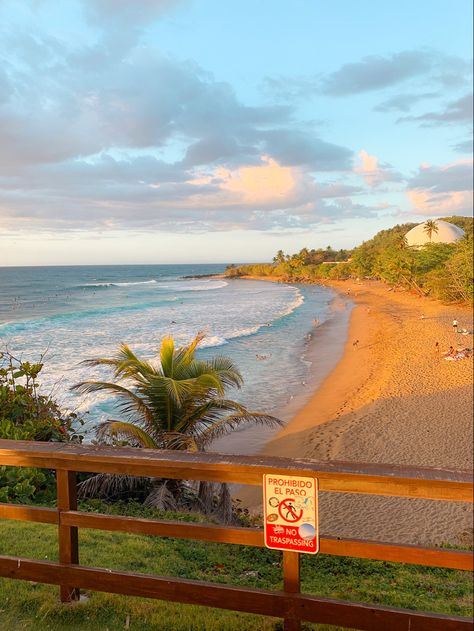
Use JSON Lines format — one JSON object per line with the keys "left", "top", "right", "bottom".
{"left": 263, "top": 474, "right": 319, "bottom": 554}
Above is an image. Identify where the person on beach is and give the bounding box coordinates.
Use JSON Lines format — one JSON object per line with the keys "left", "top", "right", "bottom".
{"left": 435, "top": 341, "right": 440, "bottom": 354}
{"left": 452, "top": 319, "right": 458, "bottom": 332}
{"left": 352, "top": 339, "right": 359, "bottom": 350}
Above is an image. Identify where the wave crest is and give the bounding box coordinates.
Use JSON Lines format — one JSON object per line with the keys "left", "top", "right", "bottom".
{"left": 78, "top": 280, "right": 158, "bottom": 289}
{"left": 279, "top": 288, "right": 304, "bottom": 316}
{"left": 160, "top": 280, "right": 228, "bottom": 292}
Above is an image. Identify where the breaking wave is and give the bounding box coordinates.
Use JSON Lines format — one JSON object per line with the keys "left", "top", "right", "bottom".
{"left": 76, "top": 280, "right": 158, "bottom": 290}
{"left": 160, "top": 280, "right": 228, "bottom": 292}
{"left": 0, "top": 298, "right": 178, "bottom": 337}
{"left": 279, "top": 288, "right": 304, "bottom": 316}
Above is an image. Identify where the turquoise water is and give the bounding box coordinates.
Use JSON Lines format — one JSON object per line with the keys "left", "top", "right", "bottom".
{"left": 0, "top": 264, "right": 345, "bottom": 452}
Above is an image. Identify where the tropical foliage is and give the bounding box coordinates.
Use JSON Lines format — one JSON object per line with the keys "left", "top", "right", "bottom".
{"left": 0, "top": 351, "right": 83, "bottom": 503}
{"left": 72, "top": 333, "right": 282, "bottom": 520}
{"left": 225, "top": 216, "right": 473, "bottom": 303}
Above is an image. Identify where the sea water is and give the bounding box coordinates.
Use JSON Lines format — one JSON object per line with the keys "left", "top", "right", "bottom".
{"left": 0, "top": 264, "right": 350, "bottom": 453}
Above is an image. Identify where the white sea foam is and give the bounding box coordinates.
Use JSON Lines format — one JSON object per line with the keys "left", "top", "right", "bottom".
{"left": 187, "top": 280, "right": 228, "bottom": 291}
{"left": 83, "top": 280, "right": 158, "bottom": 287}
{"left": 160, "top": 280, "right": 228, "bottom": 292}
{"left": 199, "top": 335, "right": 228, "bottom": 348}
{"left": 227, "top": 324, "right": 262, "bottom": 339}
{"left": 199, "top": 324, "right": 262, "bottom": 348}
{"left": 278, "top": 288, "right": 304, "bottom": 316}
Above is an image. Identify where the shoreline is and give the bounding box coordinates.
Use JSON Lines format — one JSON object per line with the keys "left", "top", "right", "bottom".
{"left": 210, "top": 282, "right": 352, "bottom": 455}
{"left": 236, "top": 276, "right": 473, "bottom": 546}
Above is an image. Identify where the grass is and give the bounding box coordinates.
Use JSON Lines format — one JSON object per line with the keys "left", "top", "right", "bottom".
{"left": 0, "top": 503, "right": 472, "bottom": 631}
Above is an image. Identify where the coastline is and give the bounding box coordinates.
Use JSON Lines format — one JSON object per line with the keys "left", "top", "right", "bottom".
{"left": 210, "top": 282, "right": 352, "bottom": 455}
{"left": 236, "top": 276, "right": 473, "bottom": 546}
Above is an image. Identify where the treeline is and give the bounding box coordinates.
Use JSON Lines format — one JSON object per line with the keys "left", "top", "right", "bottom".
{"left": 225, "top": 216, "right": 473, "bottom": 303}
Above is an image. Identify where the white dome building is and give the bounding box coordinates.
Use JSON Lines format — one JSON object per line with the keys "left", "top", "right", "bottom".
{"left": 405, "top": 220, "right": 465, "bottom": 248}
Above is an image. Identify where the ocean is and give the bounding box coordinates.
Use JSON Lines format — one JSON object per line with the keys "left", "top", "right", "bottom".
{"left": 0, "top": 264, "right": 351, "bottom": 454}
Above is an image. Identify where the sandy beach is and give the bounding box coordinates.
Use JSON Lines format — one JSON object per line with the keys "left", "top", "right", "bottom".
{"left": 239, "top": 277, "right": 473, "bottom": 546}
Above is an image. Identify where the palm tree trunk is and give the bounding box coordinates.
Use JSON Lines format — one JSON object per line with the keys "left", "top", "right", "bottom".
{"left": 197, "top": 481, "right": 215, "bottom": 514}
{"left": 216, "top": 483, "right": 233, "bottom": 525}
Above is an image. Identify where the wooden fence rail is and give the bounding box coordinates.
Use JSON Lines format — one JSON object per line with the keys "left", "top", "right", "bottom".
{"left": 0, "top": 439, "right": 472, "bottom": 631}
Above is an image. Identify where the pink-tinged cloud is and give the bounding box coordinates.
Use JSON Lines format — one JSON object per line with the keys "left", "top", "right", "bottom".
{"left": 354, "top": 150, "right": 400, "bottom": 188}
{"left": 218, "top": 156, "right": 296, "bottom": 203}
{"left": 408, "top": 190, "right": 473, "bottom": 215}
{"left": 185, "top": 156, "right": 307, "bottom": 209}
{"left": 407, "top": 159, "right": 473, "bottom": 216}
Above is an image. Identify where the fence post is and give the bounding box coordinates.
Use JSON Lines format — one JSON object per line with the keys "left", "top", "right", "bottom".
{"left": 57, "top": 469, "right": 80, "bottom": 602}
{"left": 283, "top": 551, "right": 301, "bottom": 631}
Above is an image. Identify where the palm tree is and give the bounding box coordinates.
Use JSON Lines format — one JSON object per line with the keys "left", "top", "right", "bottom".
{"left": 423, "top": 220, "right": 439, "bottom": 243}
{"left": 395, "top": 234, "right": 408, "bottom": 250}
{"left": 272, "top": 249, "right": 286, "bottom": 264}
{"left": 72, "top": 333, "right": 282, "bottom": 520}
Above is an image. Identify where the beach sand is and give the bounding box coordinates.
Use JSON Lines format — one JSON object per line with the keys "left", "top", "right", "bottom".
{"left": 238, "top": 278, "right": 473, "bottom": 546}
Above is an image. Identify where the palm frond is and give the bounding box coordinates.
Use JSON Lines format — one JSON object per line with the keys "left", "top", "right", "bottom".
{"left": 177, "top": 399, "right": 247, "bottom": 432}
{"left": 182, "top": 357, "right": 242, "bottom": 391}
{"left": 80, "top": 357, "right": 123, "bottom": 369}
{"left": 144, "top": 481, "right": 178, "bottom": 511}
{"left": 194, "top": 372, "right": 226, "bottom": 396}
{"left": 173, "top": 331, "right": 206, "bottom": 366}
{"left": 195, "top": 411, "right": 283, "bottom": 448}
{"left": 161, "top": 431, "right": 199, "bottom": 451}
{"left": 205, "top": 356, "right": 243, "bottom": 389}
{"left": 79, "top": 345, "right": 150, "bottom": 380}
{"left": 157, "top": 375, "right": 198, "bottom": 407}
{"left": 77, "top": 473, "right": 151, "bottom": 501}
{"left": 71, "top": 380, "right": 154, "bottom": 425}
{"left": 96, "top": 420, "right": 159, "bottom": 448}
{"left": 159, "top": 336, "right": 175, "bottom": 376}
{"left": 113, "top": 345, "right": 157, "bottom": 380}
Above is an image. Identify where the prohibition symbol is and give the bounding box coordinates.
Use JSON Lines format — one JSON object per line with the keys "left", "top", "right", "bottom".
{"left": 278, "top": 498, "right": 303, "bottom": 523}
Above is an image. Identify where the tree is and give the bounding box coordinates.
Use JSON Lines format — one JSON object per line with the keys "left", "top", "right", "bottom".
{"left": 272, "top": 250, "right": 286, "bottom": 264}
{"left": 424, "top": 237, "right": 473, "bottom": 303}
{"left": 396, "top": 234, "right": 408, "bottom": 250}
{"left": 423, "top": 220, "right": 439, "bottom": 243}
{"left": 72, "top": 333, "right": 282, "bottom": 519}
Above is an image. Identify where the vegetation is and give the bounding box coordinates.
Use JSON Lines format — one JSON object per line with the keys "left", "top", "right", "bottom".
{"left": 0, "top": 351, "right": 83, "bottom": 503}
{"left": 225, "top": 216, "right": 473, "bottom": 303}
{"left": 423, "top": 219, "right": 439, "bottom": 242}
{"left": 0, "top": 506, "right": 472, "bottom": 631}
{"left": 72, "top": 333, "right": 281, "bottom": 520}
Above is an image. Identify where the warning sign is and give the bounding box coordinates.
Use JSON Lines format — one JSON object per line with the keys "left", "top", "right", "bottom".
{"left": 263, "top": 474, "right": 319, "bottom": 554}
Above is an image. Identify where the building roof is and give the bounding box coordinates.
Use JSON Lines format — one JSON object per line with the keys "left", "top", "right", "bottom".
{"left": 405, "top": 220, "right": 465, "bottom": 247}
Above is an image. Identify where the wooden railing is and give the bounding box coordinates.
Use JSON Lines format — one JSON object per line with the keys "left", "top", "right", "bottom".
{"left": 0, "top": 439, "right": 472, "bottom": 630}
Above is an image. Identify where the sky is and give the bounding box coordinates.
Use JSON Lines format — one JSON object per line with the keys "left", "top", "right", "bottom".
{"left": 0, "top": 0, "right": 472, "bottom": 266}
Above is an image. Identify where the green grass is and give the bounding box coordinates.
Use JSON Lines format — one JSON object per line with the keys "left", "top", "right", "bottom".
{"left": 0, "top": 507, "right": 472, "bottom": 631}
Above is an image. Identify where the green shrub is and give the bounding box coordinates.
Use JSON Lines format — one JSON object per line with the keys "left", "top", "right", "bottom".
{"left": 0, "top": 351, "right": 84, "bottom": 503}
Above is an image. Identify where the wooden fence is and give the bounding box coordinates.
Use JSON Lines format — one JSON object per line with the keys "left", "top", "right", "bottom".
{"left": 0, "top": 439, "right": 472, "bottom": 630}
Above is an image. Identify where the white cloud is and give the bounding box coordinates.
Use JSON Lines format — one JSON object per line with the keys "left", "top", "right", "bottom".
{"left": 354, "top": 150, "right": 401, "bottom": 188}
{"left": 407, "top": 159, "right": 473, "bottom": 215}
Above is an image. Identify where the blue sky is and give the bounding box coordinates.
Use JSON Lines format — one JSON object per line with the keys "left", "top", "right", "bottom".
{"left": 0, "top": 0, "right": 472, "bottom": 265}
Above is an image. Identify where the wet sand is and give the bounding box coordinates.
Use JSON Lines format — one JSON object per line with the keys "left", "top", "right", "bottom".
{"left": 238, "top": 278, "right": 473, "bottom": 546}
{"left": 211, "top": 287, "right": 353, "bottom": 456}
